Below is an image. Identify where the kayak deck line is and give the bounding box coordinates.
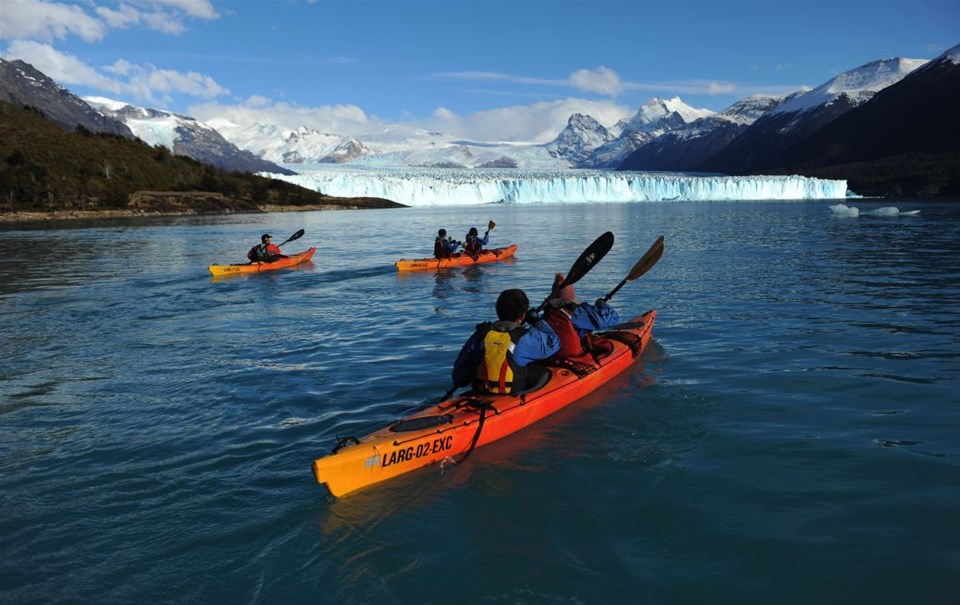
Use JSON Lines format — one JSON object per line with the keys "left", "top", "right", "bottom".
{"left": 312, "top": 310, "right": 656, "bottom": 497}
{"left": 395, "top": 243, "right": 519, "bottom": 271}
{"left": 208, "top": 247, "right": 317, "bottom": 276}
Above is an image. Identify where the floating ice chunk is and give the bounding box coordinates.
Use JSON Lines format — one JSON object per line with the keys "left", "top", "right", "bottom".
{"left": 862, "top": 206, "right": 900, "bottom": 216}
{"left": 829, "top": 203, "right": 859, "bottom": 217}
{"left": 861, "top": 206, "right": 922, "bottom": 216}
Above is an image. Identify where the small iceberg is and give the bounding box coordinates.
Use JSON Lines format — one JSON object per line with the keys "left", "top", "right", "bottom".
{"left": 829, "top": 203, "right": 859, "bottom": 217}
{"left": 829, "top": 204, "right": 920, "bottom": 217}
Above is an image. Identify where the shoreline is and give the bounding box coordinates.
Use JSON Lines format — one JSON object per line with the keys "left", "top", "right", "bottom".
{"left": 0, "top": 204, "right": 393, "bottom": 224}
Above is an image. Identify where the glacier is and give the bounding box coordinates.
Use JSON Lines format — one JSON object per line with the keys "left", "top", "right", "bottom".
{"left": 269, "top": 167, "right": 848, "bottom": 207}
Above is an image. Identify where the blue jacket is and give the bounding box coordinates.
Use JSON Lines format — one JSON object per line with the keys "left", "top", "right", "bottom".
{"left": 452, "top": 319, "right": 560, "bottom": 388}
{"left": 435, "top": 238, "right": 460, "bottom": 257}
{"left": 566, "top": 299, "right": 620, "bottom": 334}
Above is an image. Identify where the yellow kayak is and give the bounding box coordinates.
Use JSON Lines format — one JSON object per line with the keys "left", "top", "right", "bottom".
{"left": 208, "top": 247, "right": 317, "bottom": 276}
{"left": 395, "top": 244, "right": 519, "bottom": 271}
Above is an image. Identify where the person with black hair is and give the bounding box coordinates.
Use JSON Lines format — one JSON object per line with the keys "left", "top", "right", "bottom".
{"left": 433, "top": 228, "right": 461, "bottom": 259}
{"left": 451, "top": 289, "right": 559, "bottom": 394}
{"left": 463, "top": 225, "right": 490, "bottom": 255}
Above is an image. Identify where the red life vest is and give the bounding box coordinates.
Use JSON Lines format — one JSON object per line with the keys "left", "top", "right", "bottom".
{"left": 546, "top": 304, "right": 588, "bottom": 358}
{"left": 465, "top": 235, "right": 483, "bottom": 255}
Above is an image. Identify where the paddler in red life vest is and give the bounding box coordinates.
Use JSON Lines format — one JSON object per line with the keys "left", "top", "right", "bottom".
{"left": 247, "top": 234, "right": 287, "bottom": 263}
{"left": 434, "top": 229, "right": 461, "bottom": 259}
{"left": 463, "top": 226, "right": 489, "bottom": 255}
{"left": 451, "top": 289, "right": 560, "bottom": 394}
{"left": 543, "top": 273, "right": 620, "bottom": 360}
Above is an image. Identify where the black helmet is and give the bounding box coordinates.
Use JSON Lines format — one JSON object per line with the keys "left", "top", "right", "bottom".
{"left": 438, "top": 229, "right": 447, "bottom": 238}
{"left": 468, "top": 227, "right": 478, "bottom": 236}
{"left": 261, "top": 234, "right": 271, "bottom": 243}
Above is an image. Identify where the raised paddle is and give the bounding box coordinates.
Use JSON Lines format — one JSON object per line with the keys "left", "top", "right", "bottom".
{"left": 276, "top": 229, "right": 305, "bottom": 247}
{"left": 437, "top": 230, "right": 615, "bottom": 402}
{"left": 487, "top": 220, "right": 496, "bottom": 232}
{"left": 532, "top": 230, "right": 615, "bottom": 314}
{"left": 602, "top": 235, "right": 664, "bottom": 302}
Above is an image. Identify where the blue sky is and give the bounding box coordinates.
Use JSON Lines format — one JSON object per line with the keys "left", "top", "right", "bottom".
{"left": 1, "top": 0, "right": 957, "bottom": 142}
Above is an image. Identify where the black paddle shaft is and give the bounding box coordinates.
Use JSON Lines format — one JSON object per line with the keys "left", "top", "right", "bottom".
{"left": 534, "top": 231, "right": 614, "bottom": 313}
{"left": 277, "top": 229, "right": 305, "bottom": 247}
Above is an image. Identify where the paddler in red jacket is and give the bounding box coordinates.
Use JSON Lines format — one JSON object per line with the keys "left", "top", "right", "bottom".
{"left": 463, "top": 226, "right": 490, "bottom": 255}
{"left": 247, "top": 234, "right": 286, "bottom": 263}
{"left": 543, "top": 273, "right": 620, "bottom": 361}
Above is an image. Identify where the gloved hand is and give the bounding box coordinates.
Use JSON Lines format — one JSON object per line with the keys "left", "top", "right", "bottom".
{"left": 595, "top": 297, "right": 608, "bottom": 308}
{"left": 524, "top": 310, "right": 542, "bottom": 325}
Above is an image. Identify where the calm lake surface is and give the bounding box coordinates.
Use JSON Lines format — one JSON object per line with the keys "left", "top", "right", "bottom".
{"left": 1, "top": 200, "right": 958, "bottom": 604}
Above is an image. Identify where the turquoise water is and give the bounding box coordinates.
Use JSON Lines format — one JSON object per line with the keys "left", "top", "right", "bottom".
{"left": 1, "top": 200, "right": 958, "bottom": 604}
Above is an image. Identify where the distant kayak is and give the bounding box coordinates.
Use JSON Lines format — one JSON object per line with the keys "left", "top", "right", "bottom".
{"left": 208, "top": 247, "right": 317, "bottom": 277}
{"left": 395, "top": 243, "right": 519, "bottom": 271}
{"left": 312, "top": 309, "right": 656, "bottom": 497}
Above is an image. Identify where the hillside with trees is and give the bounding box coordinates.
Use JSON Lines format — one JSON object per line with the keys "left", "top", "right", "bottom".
{"left": 0, "top": 101, "right": 403, "bottom": 217}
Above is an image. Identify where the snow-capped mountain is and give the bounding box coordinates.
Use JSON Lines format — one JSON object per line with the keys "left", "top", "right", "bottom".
{"left": 697, "top": 56, "right": 928, "bottom": 174}
{"left": 544, "top": 113, "right": 615, "bottom": 165}
{"left": 204, "top": 96, "right": 713, "bottom": 171}
{"left": 86, "top": 97, "right": 293, "bottom": 175}
{"left": 583, "top": 96, "right": 715, "bottom": 168}
{"left": 0, "top": 58, "right": 133, "bottom": 138}
{"left": 769, "top": 57, "right": 928, "bottom": 119}
{"left": 774, "top": 43, "right": 960, "bottom": 170}
{"left": 619, "top": 94, "right": 788, "bottom": 171}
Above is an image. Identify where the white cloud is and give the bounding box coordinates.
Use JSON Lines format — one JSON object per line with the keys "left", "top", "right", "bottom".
{"left": 187, "top": 95, "right": 633, "bottom": 144}
{"left": 569, "top": 66, "right": 623, "bottom": 96}
{"left": 433, "top": 66, "right": 745, "bottom": 101}
{"left": 147, "top": 0, "right": 219, "bottom": 20}
{"left": 0, "top": 0, "right": 107, "bottom": 43}
{"left": 4, "top": 40, "right": 121, "bottom": 90}
{"left": 0, "top": 0, "right": 219, "bottom": 43}
{"left": 188, "top": 99, "right": 372, "bottom": 133}
{"left": 94, "top": 5, "right": 141, "bottom": 29}
{"left": 422, "top": 98, "right": 634, "bottom": 143}
{"left": 4, "top": 41, "right": 228, "bottom": 105}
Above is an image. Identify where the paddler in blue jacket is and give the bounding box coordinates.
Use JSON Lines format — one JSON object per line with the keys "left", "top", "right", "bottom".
{"left": 452, "top": 289, "right": 559, "bottom": 394}
{"left": 434, "top": 229, "right": 461, "bottom": 259}
{"left": 543, "top": 273, "right": 620, "bottom": 360}
{"left": 463, "top": 226, "right": 489, "bottom": 255}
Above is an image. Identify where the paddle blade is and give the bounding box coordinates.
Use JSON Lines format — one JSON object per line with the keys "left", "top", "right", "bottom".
{"left": 602, "top": 235, "right": 664, "bottom": 302}
{"left": 278, "top": 229, "right": 305, "bottom": 247}
{"left": 487, "top": 220, "right": 496, "bottom": 231}
{"left": 559, "top": 231, "right": 614, "bottom": 291}
{"left": 626, "top": 235, "right": 664, "bottom": 281}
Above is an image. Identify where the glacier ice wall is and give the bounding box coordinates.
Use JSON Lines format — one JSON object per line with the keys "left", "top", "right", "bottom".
{"left": 269, "top": 167, "right": 848, "bottom": 207}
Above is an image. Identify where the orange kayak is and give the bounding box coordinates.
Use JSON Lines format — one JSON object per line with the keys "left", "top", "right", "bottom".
{"left": 312, "top": 310, "right": 656, "bottom": 497}
{"left": 395, "top": 244, "right": 519, "bottom": 271}
{"left": 208, "top": 247, "right": 317, "bottom": 277}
